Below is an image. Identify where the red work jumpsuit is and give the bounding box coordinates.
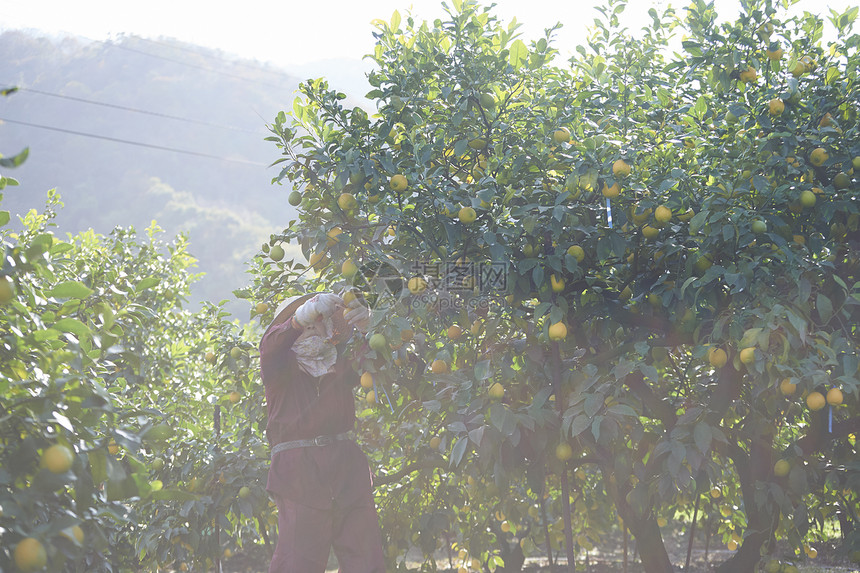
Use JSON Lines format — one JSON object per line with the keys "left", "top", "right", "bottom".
{"left": 260, "top": 319, "right": 386, "bottom": 573}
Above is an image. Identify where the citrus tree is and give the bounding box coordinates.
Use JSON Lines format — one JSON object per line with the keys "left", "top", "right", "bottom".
{"left": 256, "top": 1, "right": 860, "bottom": 572}
{"left": 0, "top": 158, "right": 274, "bottom": 571}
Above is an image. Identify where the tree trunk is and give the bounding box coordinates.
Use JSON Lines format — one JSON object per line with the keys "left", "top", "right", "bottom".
{"left": 625, "top": 514, "right": 675, "bottom": 573}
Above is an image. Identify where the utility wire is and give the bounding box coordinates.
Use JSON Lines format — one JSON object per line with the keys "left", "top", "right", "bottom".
{"left": 0, "top": 117, "right": 268, "bottom": 167}
{"left": 100, "top": 39, "right": 295, "bottom": 91}
{"left": 4, "top": 85, "right": 267, "bottom": 135}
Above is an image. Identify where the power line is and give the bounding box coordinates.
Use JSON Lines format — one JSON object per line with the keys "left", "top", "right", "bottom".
{"left": 99, "top": 39, "right": 295, "bottom": 91}
{"left": 4, "top": 85, "right": 267, "bottom": 135}
{"left": 0, "top": 117, "right": 268, "bottom": 167}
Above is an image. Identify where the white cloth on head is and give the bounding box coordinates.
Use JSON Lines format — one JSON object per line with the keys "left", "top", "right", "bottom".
{"left": 293, "top": 293, "right": 343, "bottom": 327}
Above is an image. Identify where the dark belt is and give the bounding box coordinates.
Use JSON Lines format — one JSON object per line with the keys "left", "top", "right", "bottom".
{"left": 271, "top": 433, "right": 351, "bottom": 457}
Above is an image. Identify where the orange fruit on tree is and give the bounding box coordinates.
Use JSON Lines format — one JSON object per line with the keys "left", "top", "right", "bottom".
{"left": 612, "top": 159, "right": 631, "bottom": 177}
{"left": 806, "top": 391, "right": 826, "bottom": 411}
{"left": 431, "top": 359, "right": 448, "bottom": 374}
{"left": 601, "top": 181, "right": 621, "bottom": 198}
{"left": 779, "top": 378, "right": 797, "bottom": 395}
{"left": 548, "top": 321, "right": 567, "bottom": 341}
{"left": 809, "top": 147, "right": 828, "bottom": 167}
{"left": 739, "top": 346, "right": 756, "bottom": 365}
{"left": 42, "top": 444, "right": 74, "bottom": 473}
{"left": 14, "top": 537, "right": 47, "bottom": 572}
{"left": 337, "top": 192, "right": 357, "bottom": 211}
{"left": 389, "top": 174, "right": 408, "bottom": 191}
{"left": 708, "top": 347, "right": 728, "bottom": 368}
{"left": 826, "top": 388, "right": 843, "bottom": 406}
{"left": 768, "top": 98, "right": 785, "bottom": 116}
{"left": 555, "top": 442, "right": 573, "bottom": 461}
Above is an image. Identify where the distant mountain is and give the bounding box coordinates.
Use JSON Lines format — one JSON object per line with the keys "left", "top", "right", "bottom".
{"left": 0, "top": 31, "right": 343, "bottom": 316}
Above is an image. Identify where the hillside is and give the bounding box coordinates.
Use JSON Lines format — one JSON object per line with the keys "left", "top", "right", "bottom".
{"left": 0, "top": 31, "right": 334, "bottom": 315}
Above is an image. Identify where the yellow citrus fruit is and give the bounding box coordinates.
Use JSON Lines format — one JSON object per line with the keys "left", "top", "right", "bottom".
{"left": 657, "top": 517, "right": 668, "bottom": 527}
{"left": 458, "top": 206, "right": 477, "bottom": 223}
{"left": 42, "top": 444, "right": 74, "bottom": 473}
{"left": 0, "top": 276, "right": 14, "bottom": 304}
{"left": 805, "top": 546, "right": 818, "bottom": 559}
{"left": 602, "top": 181, "right": 621, "bottom": 198}
{"left": 255, "top": 302, "right": 269, "bottom": 315}
{"left": 548, "top": 322, "right": 567, "bottom": 341}
{"left": 773, "top": 459, "right": 790, "bottom": 477}
{"left": 552, "top": 127, "right": 571, "bottom": 144}
{"left": 390, "top": 174, "right": 408, "bottom": 191}
{"left": 360, "top": 372, "right": 374, "bottom": 389}
{"left": 550, "top": 274, "right": 565, "bottom": 292}
{"left": 429, "top": 436, "right": 441, "bottom": 450}
{"left": 806, "top": 391, "right": 826, "bottom": 411}
{"left": 642, "top": 225, "right": 660, "bottom": 239}
{"left": 654, "top": 205, "right": 672, "bottom": 224}
{"left": 834, "top": 172, "right": 851, "bottom": 190}
{"left": 809, "top": 147, "right": 828, "bottom": 167}
{"left": 310, "top": 252, "right": 331, "bottom": 272}
{"left": 227, "top": 391, "right": 240, "bottom": 403}
{"left": 826, "top": 388, "right": 843, "bottom": 406}
{"left": 739, "top": 346, "right": 756, "bottom": 365}
{"left": 799, "top": 190, "right": 816, "bottom": 208}
{"left": 488, "top": 382, "right": 505, "bottom": 400}
{"left": 555, "top": 442, "right": 573, "bottom": 461}
{"left": 341, "top": 259, "right": 359, "bottom": 278}
{"left": 366, "top": 390, "right": 376, "bottom": 404}
{"left": 567, "top": 245, "right": 585, "bottom": 262}
{"left": 407, "top": 276, "right": 427, "bottom": 294}
{"left": 708, "top": 347, "right": 727, "bottom": 368}
{"left": 337, "top": 192, "right": 357, "bottom": 211}
{"left": 766, "top": 47, "right": 784, "bottom": 60}
{"left": 720, "top": 505, "right": 733, "bottom": 517}
{"left": 60, "top": 525, "right": 85, "bottom": 544}
{"left": 447, "top": 324, "right": 463, "bottom": 340}
{"left": 738, "top": 66, "right": 757, "bottom": 82}
{"left": 500, "top": 520, "right": 511, "bottom": 532}
{"left": 612, "top": 159, "right": 631, "bottom": 177}
{"left": 431, "top": 359, "right": 448, "bottom": 374}
{"left": 779, "top": 378, "right": 797, "bottom": 396}
{"left": 710, "top": 486, "right": 722, "bottom": 499}
{"left": 14, "top": 537, "right": 47, "bottom": 572}
{"left": 768, "top": 98, "right": 785, "bottom": 116}
{"left": 727, "top": 539, "right": 738, "bottom": 551}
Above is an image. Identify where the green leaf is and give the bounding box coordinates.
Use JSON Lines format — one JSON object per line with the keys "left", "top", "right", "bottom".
{"left": 474, "top": 359, "right": 492, "bottom": 380}
{"left": 135, "top": 277, "right": 160, "bottom": 291}
{"left": 48, "top": 281, "right": 94, "bottom": 300}
{"left": 0, "top": 211, "right": 8, "bottom": 227}
{"left": 0, "top": 147, "right": 28, "bottom": 168}
{"left": 53, "top": 318, "right": 91, "bottom": 339}
{"left": 694, "top": 422, "right": 712, "bottom": 453}
{"left": 509, "top": 39, "right": 528, "bottom": 69}
{"left": 816, "top": 293, "right": 833, "bottom": 323}
{"left": 450, "top": 437, "right": 468, "bottom": 467}
{"left": 390, "top": 9, "right": 401, "bottom": 31}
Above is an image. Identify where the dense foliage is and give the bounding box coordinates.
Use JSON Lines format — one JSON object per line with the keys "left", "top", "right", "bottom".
{"left": 256, "top": 0, "right": 860, "bottom": 572}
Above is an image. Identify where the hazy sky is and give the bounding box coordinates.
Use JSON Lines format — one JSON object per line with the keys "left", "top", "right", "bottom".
{"left": 3, "top": 0, "right": 858, "bottom": 69}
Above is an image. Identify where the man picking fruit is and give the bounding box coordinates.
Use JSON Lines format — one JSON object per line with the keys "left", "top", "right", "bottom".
{"left": 260, "top": 291, "right": 385, "bottom": 572}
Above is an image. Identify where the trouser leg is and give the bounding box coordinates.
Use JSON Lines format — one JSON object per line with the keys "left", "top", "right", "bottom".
{"left": 269, "top": 495, "right": 333, "bottom": 573}
{"left": 331, "top": 501, "right": 386, "bottom": 573}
